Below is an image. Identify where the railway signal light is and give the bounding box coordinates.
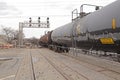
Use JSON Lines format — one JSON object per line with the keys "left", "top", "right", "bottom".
{"left": 47, "top": 17, "right": 49, "bottom": 28}
{"left": 29, "top": 17, "right": 32, "bottom": 27}
{"left": 38, "top": 17, "right": 41, "bottom": 27}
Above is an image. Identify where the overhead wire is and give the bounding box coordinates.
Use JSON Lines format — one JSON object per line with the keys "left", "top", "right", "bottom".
{"left": 0, "top": 15, "right": 71, "bottom": 18}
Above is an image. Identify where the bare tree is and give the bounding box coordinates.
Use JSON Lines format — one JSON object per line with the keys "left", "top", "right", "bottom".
{"left": 1, "top": 26, "right": 20, "bottom": 44}
{"left": 2, "top": 27, "right": 12, "bottom": 43}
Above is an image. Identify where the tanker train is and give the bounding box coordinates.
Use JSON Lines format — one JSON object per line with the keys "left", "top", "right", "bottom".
{"left": 39, "top": 1, "right": 120, "bottom": 56}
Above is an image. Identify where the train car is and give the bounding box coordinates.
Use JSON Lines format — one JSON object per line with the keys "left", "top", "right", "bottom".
{"left": 51, "top": 0, "right": 120, "bottom": 54}
{"left": 75, "top": 1, "right": 120, "bottom": 54}
{"left": 39, "top": 31, "right": 52, "bottom": 47}
{"left": 51, "top": 23, "right": 74, "bottom": 47}
{"left": 51, "top": 23, "right": 74, "bottom": 52}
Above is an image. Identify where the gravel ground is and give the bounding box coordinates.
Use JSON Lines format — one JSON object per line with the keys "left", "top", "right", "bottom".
{"left": 0, "top": 48, "right": 119, "bottom": 80}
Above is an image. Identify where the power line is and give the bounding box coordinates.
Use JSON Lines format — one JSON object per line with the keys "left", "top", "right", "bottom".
{"left": 0, "top": 15, "right": 71, "bottom": 18}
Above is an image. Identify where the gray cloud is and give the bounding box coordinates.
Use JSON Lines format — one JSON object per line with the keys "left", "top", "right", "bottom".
{"left": 0, "top": 2, "right": 22, "bottom": 16}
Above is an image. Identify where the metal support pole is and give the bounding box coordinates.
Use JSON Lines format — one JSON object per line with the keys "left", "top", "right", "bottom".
{"left": 18, "top": 23, "right": 23, "bottom": 47}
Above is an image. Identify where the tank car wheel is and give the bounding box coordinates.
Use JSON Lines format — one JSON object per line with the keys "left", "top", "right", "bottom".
{"left": 57, "top": 47, "right": 61, "bottom": 53}
{"left": 65, "top": 49, "right": 69, "bottom": 53}
{"left": 53, "top": 46, "right": 57, "bottom": 52}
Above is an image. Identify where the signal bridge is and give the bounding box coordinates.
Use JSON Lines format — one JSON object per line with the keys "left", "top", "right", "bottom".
{"left": 22, "top": 22, "right": 49, "bottom": 28}
{"left": 18, "top": 17, "right": 50, "bottom": 47}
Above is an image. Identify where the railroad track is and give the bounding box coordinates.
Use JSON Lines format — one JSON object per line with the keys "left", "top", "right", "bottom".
{"left": 60, "top": 53, "right": 120, "bottom": 80}
{"left": 38, "top": 49, "right": 120, "bottom": 80}
{"left": 14, "top": 57, "right": 23, "bottom": 80}
{"left": 14, "top": 49, "right": 36, "bottom": 80}
{"left": 13, "top": 48, "right": 119, "bottom": 80}
{"left": 39, "top": 52, "right": 74, "bottom": 80}
{"left": 29, "top": 50, "right": 36, "bottom": 80}
{"left": 38, "top": 50, "right": 89, "bottom": 80}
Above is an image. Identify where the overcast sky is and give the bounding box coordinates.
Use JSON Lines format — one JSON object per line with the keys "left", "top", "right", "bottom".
{"left": 0, "top": 0, "right": 116, "bottom": 38}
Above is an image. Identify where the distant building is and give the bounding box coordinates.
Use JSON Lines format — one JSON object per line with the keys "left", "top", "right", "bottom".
{"left": 0, "top": 35, "right": 7, "bottom": 45}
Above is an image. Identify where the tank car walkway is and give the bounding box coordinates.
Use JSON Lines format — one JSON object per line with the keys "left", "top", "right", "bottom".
{"left": 0, "top": 48, "right": 120, "bottom": 80}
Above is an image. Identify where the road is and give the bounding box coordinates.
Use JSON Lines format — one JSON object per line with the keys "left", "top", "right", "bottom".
{"left": 0, "top": 48, "right": 120, "bottom": 80}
